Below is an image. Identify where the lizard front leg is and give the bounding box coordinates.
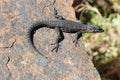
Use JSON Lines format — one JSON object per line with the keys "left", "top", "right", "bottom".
{"left": 51, "top": 26, "right": 64, "bottom": 52}
{"left": 73, "top": 31, "right": 82, "bottom": 47}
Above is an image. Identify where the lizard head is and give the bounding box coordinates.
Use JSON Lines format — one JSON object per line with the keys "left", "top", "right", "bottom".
{"left": 84, "top": 25, "right": 104, "bottom": 33}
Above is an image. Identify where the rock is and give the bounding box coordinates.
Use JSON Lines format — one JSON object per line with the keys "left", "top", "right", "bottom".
{"left": 0, "top": 0, "right": 101, "bottom": 80}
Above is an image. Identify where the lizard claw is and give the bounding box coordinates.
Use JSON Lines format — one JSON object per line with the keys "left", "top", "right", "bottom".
{"left": 51, "top": 46, "right": 58, "bottom": 52}
{"left": 73, "top": 40, "right": 80, "bottom": 47}
{"left": 51, "top": 44, "right": 60, "bottom": 52}
{"left": 50, "top": 43, "right": 56, "bottom": 45}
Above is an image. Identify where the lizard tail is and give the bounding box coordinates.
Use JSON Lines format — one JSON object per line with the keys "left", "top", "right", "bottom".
{"left": 26, "top": 21, "right": 48, "bottom": 57}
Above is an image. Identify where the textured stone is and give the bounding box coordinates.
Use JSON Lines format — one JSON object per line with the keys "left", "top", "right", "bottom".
{"left": 0, "top": 0, "right": 101, "bottom": 80}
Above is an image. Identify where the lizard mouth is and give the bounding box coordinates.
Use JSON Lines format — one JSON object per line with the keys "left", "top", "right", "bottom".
{"left": 98, "top": 28, "right": 104, "bottom": 32}
{"left": 94, "top": 28, "right": 104, "bottom": 32}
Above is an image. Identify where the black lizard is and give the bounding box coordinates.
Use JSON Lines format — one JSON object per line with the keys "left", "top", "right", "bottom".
{"left": 27, "top": 20, "right": 104, "bottom": 57}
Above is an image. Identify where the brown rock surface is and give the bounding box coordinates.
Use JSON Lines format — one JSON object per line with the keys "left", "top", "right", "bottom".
{"left": 0, "top": 0, "right": 101, "bottom": 80}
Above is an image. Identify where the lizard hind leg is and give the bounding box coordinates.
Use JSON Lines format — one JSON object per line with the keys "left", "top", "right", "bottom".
{"left": 73, "top": 32, "right": 82, "bottom": 47}
{"left": 51, "top": 27, "right": 64, "bottom": 52}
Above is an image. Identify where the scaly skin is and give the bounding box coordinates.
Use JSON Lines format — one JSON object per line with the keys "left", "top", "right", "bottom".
{"left": 27, "top": 20, "right": 104, "bottom": 57}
